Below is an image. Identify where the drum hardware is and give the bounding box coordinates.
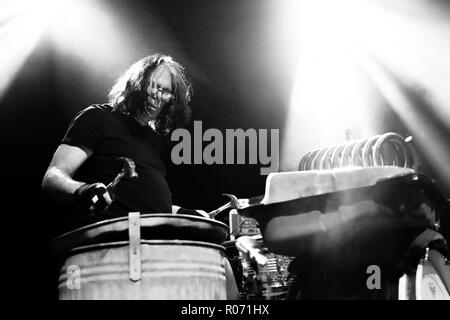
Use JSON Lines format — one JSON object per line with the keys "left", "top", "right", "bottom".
{"left": 128, "top": 212, "right": 141, "bottom": 281}
{"left": 229, "top": 209, "right": 260, "bottom": 240}
{"left": 236, "top": 235, "right": 267, "bottom": 265}
{"left": 298, "top": 132, "right": 419, "bottom": 171}
{"left": 234, "top": 235, "right": 294, "bottom": 300}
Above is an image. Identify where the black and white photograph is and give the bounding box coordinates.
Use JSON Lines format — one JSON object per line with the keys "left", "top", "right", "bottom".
{"left": 1, "top": 0, "right": 450, "bottom": 307}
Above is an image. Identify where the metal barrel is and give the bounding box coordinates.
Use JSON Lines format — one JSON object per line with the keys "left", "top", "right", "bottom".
{"left": 58, "top": 240, "right": 227, "bottom": 300}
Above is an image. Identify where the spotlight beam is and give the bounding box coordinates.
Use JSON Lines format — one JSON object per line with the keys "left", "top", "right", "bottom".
{"left": 0, "top": 1, "right": 50, "bottom": 99}
{"left": 355, "top": 47, "right": 450, "bottom": 189}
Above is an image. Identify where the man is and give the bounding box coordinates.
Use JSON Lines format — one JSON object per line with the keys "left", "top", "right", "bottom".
{"left": 42, "top": 53, "right": 240, "bottom": 299}
{"left": 42, "top": 53, "right": 205, "bottom": 226}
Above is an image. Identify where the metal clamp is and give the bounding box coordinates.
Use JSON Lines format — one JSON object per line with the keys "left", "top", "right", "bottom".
{"left": 128, "top": 212, "right": 141, "bottom": 282}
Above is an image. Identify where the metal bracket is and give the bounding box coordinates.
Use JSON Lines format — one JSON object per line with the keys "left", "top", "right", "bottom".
{"left": 128, "top": 212, "right": 141, "bottom": 282}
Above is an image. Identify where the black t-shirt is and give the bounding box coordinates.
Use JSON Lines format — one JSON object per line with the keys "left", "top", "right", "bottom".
{"left": 61, "top": 104, "right": 172, "bottom": 226}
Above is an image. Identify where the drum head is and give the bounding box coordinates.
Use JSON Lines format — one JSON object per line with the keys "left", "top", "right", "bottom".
{"left": 52, "top": 213, "right": 229, "bottom": 255}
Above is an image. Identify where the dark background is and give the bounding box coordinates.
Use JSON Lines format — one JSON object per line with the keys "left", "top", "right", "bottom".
{"left": 1, "top": 0, "right": 449, "bottom": 298}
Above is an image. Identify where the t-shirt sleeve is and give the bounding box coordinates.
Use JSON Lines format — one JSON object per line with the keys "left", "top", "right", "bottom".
{"left": 61, "top": 106, "right": 104, "bottom": 152}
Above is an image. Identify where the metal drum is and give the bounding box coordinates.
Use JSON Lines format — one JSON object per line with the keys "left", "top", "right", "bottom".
{"left": 53, "top": 213, "right": 230, "bottom": 300}
{"left": 58, "top": 240, "right": 227, "bottom": 300}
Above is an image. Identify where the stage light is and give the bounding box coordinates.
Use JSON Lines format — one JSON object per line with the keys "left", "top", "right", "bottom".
{"left": 42, "top": 0, "right": 137, "bottom": 81}
{"left": 0, "top": 0, "right": 160, "bottom": 104}
{"left": 0, "top": 0, "right": 53, "bottom": 99}
{"left": 280, "top": 0, "right": 377, "bottom": 171}
{"left": 0, "top": 0, "right": 104, "bottom": 99}
{"left": 279, "top": 0, "right": 450, "bottom": 193}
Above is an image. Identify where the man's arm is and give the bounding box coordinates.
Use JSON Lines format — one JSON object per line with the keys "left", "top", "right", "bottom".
{"left": 42, "top": 144, "right": 90, "bottom": 202}
{"left": 42, "top": 144, "right": 112, "bottom": 210}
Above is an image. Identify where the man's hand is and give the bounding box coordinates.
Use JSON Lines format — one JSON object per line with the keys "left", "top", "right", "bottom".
{"left": 74, "top": 182, "right": 113, "bottom": 213}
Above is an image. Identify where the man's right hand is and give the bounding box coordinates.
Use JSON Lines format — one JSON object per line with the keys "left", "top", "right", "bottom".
{"left": 74, "top": 183, "right": 113, "bottom": 213}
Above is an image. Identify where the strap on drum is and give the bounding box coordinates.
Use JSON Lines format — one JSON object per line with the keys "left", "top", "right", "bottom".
{"left": 129, "top": 212, "right": 141, "bottom": 282}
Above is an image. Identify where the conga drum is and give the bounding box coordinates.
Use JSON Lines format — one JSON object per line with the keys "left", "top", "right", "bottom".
{"left": 52, "top": 213, "right": 230, "bottom": 300}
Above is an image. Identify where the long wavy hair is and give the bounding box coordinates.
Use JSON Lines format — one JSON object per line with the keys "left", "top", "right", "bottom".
{"left": 108, "top": 54, "right": 192, "bottom": 135}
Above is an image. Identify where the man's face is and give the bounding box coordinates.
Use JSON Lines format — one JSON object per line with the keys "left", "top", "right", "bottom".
{"left": 142, "top": 64, "right": 174, "bottom": 122}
